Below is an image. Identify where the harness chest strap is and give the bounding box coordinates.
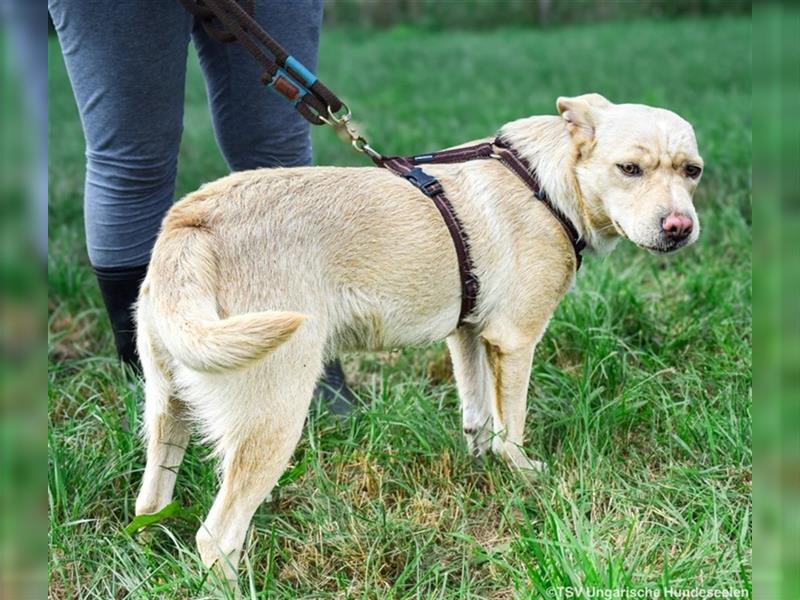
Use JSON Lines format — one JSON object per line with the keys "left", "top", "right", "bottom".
{"left": 380, "top": 156, "right": 479, "bottom": 326}
{"left": 378, "top": 139, "right": 585, "bottom": 327}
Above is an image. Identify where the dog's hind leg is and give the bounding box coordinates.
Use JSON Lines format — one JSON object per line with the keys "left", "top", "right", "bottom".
{"left": 134, "top": 323, "right": 191, "bottom": 516}
{"left": 447, "top": 328, "right": 494, "bottom": 459}
{"left": 194, "top": 354, "right": 322, "bottom": 582}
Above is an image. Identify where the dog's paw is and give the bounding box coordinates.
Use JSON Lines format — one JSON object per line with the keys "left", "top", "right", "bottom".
{"left": 522, "top": 458, "right": 549, "bottom": 474}
{"left": 495, "top": 441, "right": 548, "bottom": 478}
{"left": 463, "top": 425, "right": 492, "bottom": 460}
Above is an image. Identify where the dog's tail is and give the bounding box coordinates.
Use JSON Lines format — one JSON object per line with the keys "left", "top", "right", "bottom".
{"left": 147, "top": 227, "right": 307, "bottom": 373}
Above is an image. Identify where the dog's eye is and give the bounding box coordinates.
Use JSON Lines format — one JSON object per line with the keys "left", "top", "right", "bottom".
{"left": 617, "top": 163, "right": 642, "bottom": 177}
{"left": 685, "top": 164, "right": 702, "bottom": 179}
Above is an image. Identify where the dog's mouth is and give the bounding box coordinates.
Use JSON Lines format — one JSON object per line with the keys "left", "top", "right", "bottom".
{"left": 613, "top": 221, "right": 688, "bottom": 255}
{"left": 641, "top": 242, "right": 687, "bottom": 255}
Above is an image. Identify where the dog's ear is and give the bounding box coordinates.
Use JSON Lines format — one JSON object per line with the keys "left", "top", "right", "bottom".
{"left": 556, "top": 93, "right": 611, "bottom": 157}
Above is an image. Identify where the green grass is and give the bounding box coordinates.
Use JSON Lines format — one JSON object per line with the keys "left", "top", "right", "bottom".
{"left": 48, "top": 17, "right": 752, "bottom": 599}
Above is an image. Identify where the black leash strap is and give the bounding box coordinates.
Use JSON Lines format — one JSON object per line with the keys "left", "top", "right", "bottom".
{"left": 177, "top": 0, "right": 345, "bottom": 125}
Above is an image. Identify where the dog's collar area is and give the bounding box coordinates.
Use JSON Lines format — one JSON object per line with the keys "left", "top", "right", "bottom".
{"left": 376, "top": 138, "right": 585, "bottom": 327}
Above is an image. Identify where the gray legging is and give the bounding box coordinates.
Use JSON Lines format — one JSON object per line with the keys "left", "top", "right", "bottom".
{"left": 49, "top": 0, "right": 323, "bottom": 269}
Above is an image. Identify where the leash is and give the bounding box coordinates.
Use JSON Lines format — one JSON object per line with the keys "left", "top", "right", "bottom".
{"left": 176, "top": 0, "right": 584, "bottom": 326}
{"left": 177, "top": 0, "right": 379, "bottom": 160}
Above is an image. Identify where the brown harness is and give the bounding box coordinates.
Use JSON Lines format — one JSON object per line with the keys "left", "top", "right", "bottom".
{"left": 177, "top": 0, "right": 586, "bottom": 327}
{"left": 377, "top": 139, "right": 585, "bottom": 325}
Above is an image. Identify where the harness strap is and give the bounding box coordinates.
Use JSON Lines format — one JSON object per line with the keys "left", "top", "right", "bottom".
{"left": 380, "top": 138, "right": 586, "bottom": 327}
{"left": 380, "top": 156, "right": 479, "bottom": 326}
{"left": 408, "top": 142, "right": 495, "bottom": 165}
{"left": 492, "top": 137, "right": 586, "bottom": 269}
{"left": 396, "top": 139, "right": 585, "bottom": 271}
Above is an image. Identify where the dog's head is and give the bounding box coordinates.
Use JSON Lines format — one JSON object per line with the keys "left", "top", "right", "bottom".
{"left": 558, "top": 93, "right": 702, "bottom": 254}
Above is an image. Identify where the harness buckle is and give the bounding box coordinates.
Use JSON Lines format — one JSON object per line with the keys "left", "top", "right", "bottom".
{"left": 404, "top": 167, "right": 443, "bottom": 197}
{"left": 463, "top": 275, "right": 479, "bottom": 300}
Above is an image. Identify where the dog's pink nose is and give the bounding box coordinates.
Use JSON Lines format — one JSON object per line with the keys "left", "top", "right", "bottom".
{"left": 662, "top": 212, "right": 693, "bottom": 240}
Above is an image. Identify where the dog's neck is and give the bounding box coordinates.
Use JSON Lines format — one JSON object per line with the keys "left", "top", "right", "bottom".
{"left": 498, "top": 116, "right": 620, "bottom": 255}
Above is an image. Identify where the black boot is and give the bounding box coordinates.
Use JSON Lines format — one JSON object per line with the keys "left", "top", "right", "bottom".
{"left": 94, "top": 264, "right": 148, "bottom": 373}
{"left": 314, "top": 358, "right": 358, "bottom": 416}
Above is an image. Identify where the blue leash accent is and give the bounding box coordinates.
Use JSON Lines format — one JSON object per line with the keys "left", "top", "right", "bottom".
{"left": 285, "top": 55, "right": 318, "bottom": 88}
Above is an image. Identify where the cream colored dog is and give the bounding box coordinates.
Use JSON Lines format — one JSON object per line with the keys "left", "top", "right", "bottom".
{"left": 133, "top": 93, "right": 702, "bottom": 579}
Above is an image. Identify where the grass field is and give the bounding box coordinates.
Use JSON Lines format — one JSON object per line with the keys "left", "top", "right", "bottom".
{"left": 48, "top": 17, "right": 752, "bottom": 599}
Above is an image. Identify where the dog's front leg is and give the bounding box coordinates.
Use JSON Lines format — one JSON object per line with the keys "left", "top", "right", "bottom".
{"left": 447, "top": 328, "right": 494, "bottom": 459}
{"left": 482, "top": 336, "right": 547, "bottom": 474}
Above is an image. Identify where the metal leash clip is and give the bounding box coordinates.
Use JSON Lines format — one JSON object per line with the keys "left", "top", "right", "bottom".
{"left": 320, "top": 104, "right": 382, "bottom": 162}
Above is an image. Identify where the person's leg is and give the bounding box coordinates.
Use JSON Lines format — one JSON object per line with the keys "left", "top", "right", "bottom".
{"left": 48, "top": 0, "right": 192, "bottom": 368}
{"left": 193, "top": 1, "right": 357, "bottom": 413}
